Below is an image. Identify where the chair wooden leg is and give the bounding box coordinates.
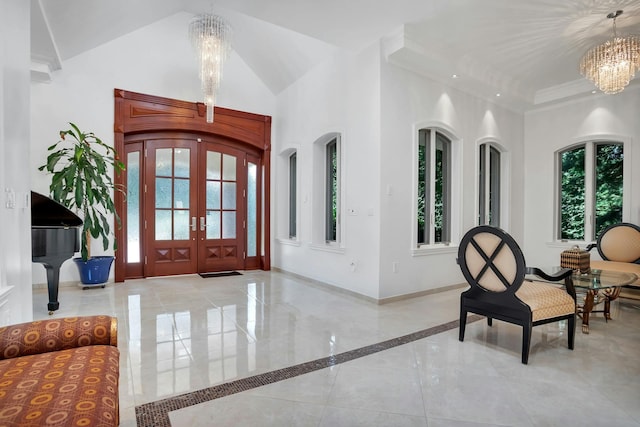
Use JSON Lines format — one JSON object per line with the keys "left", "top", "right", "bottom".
{"left": 522, "top": 324, "right": 532, "bottom": 364}
{"left": 459, "top": 309, "right": 467, "bottom": 341}
{"left": 568, "top": 315, "right": 575, "bottom": 350}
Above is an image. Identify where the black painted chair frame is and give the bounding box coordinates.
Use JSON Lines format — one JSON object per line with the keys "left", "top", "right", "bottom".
{"left": 457, "top": 226, "right": 577, "bottom": 364}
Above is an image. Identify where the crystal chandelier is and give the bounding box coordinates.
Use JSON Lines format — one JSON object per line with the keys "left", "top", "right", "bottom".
{"left": 580, "top": 10, "right": 640, "bottom": 95}
{"left": 189, "top": 14, "right": 232, "bottom": 122}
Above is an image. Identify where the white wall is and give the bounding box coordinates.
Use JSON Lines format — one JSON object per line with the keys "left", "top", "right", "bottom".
{"left": 1, "top": 0, "right": 33, "bottom": 324}
{"left": 378, "top": 59, "right": 525, "bottom": 299}
{"left": 523, "top": 87, "right": 640, "bottom": 267}
{"left": 273, "top": 45, "right": 382, "bottom": 299}
{"left": 273, "top": 40, "right": 526, "bottom": 300}
{"left": 30, "top": 11, "right": 276, "bottom": 286}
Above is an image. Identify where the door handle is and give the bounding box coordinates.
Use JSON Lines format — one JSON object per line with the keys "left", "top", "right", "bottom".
{"left": 200, "top": 216, "right": 206, "bottom": 231}
{"left": 191, "top": 217, "right": 197, "bottom": 231}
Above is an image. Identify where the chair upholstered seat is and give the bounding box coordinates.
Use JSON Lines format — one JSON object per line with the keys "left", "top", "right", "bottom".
{"left": 516, "top": 281, "right": 576, "bottom": 322}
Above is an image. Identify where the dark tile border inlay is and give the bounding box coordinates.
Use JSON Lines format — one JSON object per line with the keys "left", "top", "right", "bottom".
{"left": 135, "top": 315, "right": 481, "bottom": 427}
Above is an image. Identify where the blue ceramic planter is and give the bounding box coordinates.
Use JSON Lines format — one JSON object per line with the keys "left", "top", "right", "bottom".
{"left": 73, "top": 256, "right": 114, "bottom": 285}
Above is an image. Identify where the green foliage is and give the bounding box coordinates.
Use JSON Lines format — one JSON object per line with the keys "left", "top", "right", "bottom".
{"left": 595, "top": 144, "right": 623, "bottom": 237}
{"left": 38, "top": 123, "right": 126, "bottom": 261}
{"left": 417, "top": 144, "right": 426, "bottom": 242}
{"left": 560, "top": 147, "right": 585, "bottom": 240}
{"left": 417, "top": 135, "right": 447, "bottom": 243}
{"left": 560, "top": 143, "right": 623, "bottom": 240}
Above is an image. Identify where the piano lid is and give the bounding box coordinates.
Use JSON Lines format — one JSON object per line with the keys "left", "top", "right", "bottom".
{"left": 31, "top": 191, "right": 83, "bottom": 227}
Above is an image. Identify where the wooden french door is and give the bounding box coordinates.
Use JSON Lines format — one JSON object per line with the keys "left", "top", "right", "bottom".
{"left": 124, "top": 135, "right": 260, "bottom": 278}
{"left": 197, "top": 142, "right": 248, "bottom": 273}
{"left": 145, "top": 139, "right": 199, "bottom": 276}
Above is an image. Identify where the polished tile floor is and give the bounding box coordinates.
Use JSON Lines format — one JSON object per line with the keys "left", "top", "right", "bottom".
{"left": 32, "top": 271, "right": 640, "bottom": 426}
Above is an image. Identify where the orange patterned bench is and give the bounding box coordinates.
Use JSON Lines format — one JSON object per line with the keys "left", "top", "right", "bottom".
{"left": 0, "top": 315, "right": 119, "bottom": 426}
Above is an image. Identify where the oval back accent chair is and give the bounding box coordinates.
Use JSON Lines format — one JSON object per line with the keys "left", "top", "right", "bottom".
{"left": 457, "top": 226, "right": 577, "bottom": 364}
{"left": 586, "top": 223, "right": 640, "bottom": 297}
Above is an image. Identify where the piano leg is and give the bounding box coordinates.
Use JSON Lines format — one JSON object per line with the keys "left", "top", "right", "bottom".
{"left": 42, "top": 262, "right": 61, "bottom": 314}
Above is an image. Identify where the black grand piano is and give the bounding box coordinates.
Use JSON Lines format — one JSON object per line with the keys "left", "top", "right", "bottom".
{"left": 31, "top": 191, "right": 82, "bottom": 314}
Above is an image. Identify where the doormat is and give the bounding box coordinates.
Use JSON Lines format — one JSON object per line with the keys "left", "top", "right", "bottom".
{"left": 199, "top": 271, "right": 242, "bottom": 278}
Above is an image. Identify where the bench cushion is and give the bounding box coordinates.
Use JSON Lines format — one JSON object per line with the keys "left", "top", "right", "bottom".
{"left": 0, "top": 345, "right": 119, "bottom": 426}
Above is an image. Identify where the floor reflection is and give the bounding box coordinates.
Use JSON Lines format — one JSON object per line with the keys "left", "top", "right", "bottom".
{"left": 31, "top": 271, "right": 640, "bottom": 427}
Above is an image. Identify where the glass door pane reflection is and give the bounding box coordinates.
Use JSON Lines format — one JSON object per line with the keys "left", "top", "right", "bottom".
{"left": 247, "top": 162, "right": 257, "bottom": 257}
{"left": 127, "top": 152, "right": 140, "bottom": 263}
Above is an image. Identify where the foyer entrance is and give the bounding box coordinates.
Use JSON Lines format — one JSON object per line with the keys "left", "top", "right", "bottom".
{"left": 113, "top": 90, "right": 271, "bottom": 281}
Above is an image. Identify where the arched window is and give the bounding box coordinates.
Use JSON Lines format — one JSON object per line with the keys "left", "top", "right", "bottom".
{"left": 478, "top": 142, "right": 502, "bottom": 227}
{"left": 312, "top": 133, "right": 342, "bottom": 247}
{"left": 557, "top": 141, "right": 624, "bottom": 240}
{"left": 417, "top": 128, "right": 451, "bottom": 245}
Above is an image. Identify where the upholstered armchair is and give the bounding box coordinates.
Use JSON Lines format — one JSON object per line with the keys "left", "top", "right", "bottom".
{"left": 457, "top": 226, "right": 577, "bottom": 364}
{"left": 586, "top": 223, "right": 640, "bottom": 296}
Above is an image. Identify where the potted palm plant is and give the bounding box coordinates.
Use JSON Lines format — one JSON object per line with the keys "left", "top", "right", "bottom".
{"left": 38, "top": 123, "right": 125, "bottom": 286}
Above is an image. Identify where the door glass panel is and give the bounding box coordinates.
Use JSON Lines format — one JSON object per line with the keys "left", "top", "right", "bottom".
{"left": 222, "top": 212, "right": 236, "bottom": 238}
{"left": 173, "top": 211, "right": 189, "bottom": 240}
{"left": 207, "top": 152, "right": 221, "bottom": 180}
{"left": 156, "top": 148, "right": 172, "bottom": 176}
{"left": 206, "top": 151, "right": 237, "bottom": 242}
{"left": 155, "top": 147, "right": 193, "bottom": 243}
{"left": 222, "top": 182, "right": 236, "bottom": 209}
{"left": 247, "top": 162, "right": 257, "bottom": 257}
{"left": 127, "top": 152, "right": 140, "bottom": 263}
{"left": 156, "top": 211, "right": 172, "bottom": 240}
{"left": 206, "top": 182, "right": 220, "bottom": 210}
{"left": 174, "top": 178, "right": 190, "bottom": 209}
{"left": 223, "top": 154, "right": 236, "bottom": 180}
{"left": 174, "top": 149, "right": 190, "bottom": 178}
{"left": 156, "top": 178, "right": 172, "bottom": 208}
{"left": 207, "top": 211, "right": 220, "bottom": 239}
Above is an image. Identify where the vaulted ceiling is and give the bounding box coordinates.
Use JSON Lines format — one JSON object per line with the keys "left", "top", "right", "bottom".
{"left": 31, "top": 0, "right": 640, "bottom": 111}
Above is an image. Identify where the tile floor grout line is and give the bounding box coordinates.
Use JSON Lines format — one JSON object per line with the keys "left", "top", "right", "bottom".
{"left": 134, "top": 315, "right": 482, "bottom": 427}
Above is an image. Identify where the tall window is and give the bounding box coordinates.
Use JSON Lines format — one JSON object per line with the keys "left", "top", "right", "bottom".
{"left": 288, "top": 152, "right": 297, "bottom": 238}
{"left": 558, "top": 142, "right": 623, "bottom": 241}
{"left": 417, "top": 129, "right": 451, "bottom": 245}
{"left": 325, "top": 138, "right": 339, "bottom": 242}
{"left": 479, "top": 143, "right": 501, "bottom": 226}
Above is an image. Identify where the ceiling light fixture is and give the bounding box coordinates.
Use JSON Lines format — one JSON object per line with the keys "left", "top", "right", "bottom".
{"left": 579, "top": 10, "right": 640, "bottom": 94}
{"left": 189, "top": 13, "right": 232, "bottom": 123}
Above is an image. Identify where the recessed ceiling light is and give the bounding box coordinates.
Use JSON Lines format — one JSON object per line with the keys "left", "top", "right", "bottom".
{"left": 452, "top": 74, "right": 458, "bottom": 79}
{"left": 496, "top": 93, "right": 501, "bottom": 97}
{"left": 592, "top": 90, "right": 597, "bottom": 94}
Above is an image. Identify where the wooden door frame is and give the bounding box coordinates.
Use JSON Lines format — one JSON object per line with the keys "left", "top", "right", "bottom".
{"left": 113, "top": 89, "right": 272, "bottom": 282}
